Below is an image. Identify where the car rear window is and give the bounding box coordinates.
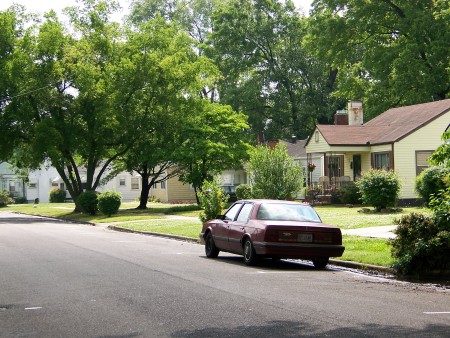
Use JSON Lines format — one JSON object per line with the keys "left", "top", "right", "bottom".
{"left": 256, "top": 203, "right": 321, "bottom": 222}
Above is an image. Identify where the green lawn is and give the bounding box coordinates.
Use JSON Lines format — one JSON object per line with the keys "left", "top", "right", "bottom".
{"left": 3, "top": 201, "right": 428, "bottom": 268}
{"left": 314, "top": 205, "right": 430, "bottom": 229}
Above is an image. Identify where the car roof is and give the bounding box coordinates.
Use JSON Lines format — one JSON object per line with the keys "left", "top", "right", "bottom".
{"left": 236, "top": 199, "right": 310, "bottom": 206}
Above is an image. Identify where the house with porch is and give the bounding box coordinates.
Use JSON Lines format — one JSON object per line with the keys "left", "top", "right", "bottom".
{"left": 305, "top": 99, "right": 450, "bottom": 205}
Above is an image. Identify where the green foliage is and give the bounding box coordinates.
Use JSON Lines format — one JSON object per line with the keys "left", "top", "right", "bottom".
{"left": 177, "top": 101, "right": 250, "bottom": 199}
{"left": 247, "top": 144, "right": 304, "bottom": 200}
{"left": 337, "top": 182, "right": 362, "bottom": 205}
{"left": 98, "top": 191, "right": 122, "bottom": 217}
{"left": 430, "top": 132, "right": 450, "bottom": 167}
{"left": 49, "top": 188, "right": 66, "bottom": 203}
{"left": 0, "top": 191, "right": 14, "bottom": 207}
{"left": 14, "top": 196, "right": 27, "bottom": 204}
{"left": 355, "top": 169, "right": 400, "bottom": 211}
{"left": 308, "top": 0, "right": 450, "bottom": 119}
{"left": 429, "top": 182, "right": 450, "bottom": 224}
{"left": 236, "top": 184, "right": 252, "bottom": 200}
{"left": 77, "top": 190, "right": 98, "bottom": 215}
{"left": 208, "top": 0, "right": 342, "bottom": 139}
{"left": 198, "top": 178, "right": 229, "bottom": 223}
{"left": 390, "top": 213, "right": 450, "bottom": 276}
{"left": 415, "top": 166, "right": 450, "bottom": 206}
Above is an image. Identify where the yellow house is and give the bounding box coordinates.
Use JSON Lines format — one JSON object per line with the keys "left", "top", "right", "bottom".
{"left": 149, "top": 173, "right": 197, "bottom": 203}
{"left": 305, "top": 99, "right": 450, "bottom": 205}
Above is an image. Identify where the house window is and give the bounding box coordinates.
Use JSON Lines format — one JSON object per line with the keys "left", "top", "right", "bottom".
{"left": 60, "top": 183, "right": 65, "bottom": 191}
{"left": 131, "top": 177, "right": 139, "bottom": 190}
{"left": 119, "top": 178, "right": 126, "bottom": 186}
{"left": 416, "top": 151, "right": 433, "bottom": 176}
{"left": 372, "top": 152, "right": 392, "bottom": 170}
{"left": 29, "top": 183, "right": 37, "bottom": 189}
{"left": 315, "top": 131, "right": 319, "bottom": 143}
{"left": 9, "top": 181, "right": 15, "bottom": 193}
{"left": 152, "top": 182, "right": 158, "bottom": 189}
{"left": 160, "top": 180, "right": 166, "bottom": 189}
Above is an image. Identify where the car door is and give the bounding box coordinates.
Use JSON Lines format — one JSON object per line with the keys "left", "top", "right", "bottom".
{"left": 214, "top": 203, "right": 243, "bottom": 251}
{"left": 227, "top": 203, "right": 254, "bottom": 254}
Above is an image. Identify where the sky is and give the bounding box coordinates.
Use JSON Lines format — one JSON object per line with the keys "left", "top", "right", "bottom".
{"left": 0, "top": 0, "right": 313, "bottom": 19}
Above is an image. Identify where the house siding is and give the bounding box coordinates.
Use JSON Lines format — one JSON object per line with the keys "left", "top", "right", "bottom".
{"left": 394, "top": 113, "right": 449, "bottom": 199}
{"left": 167, "top": 178, "right": 196, "bottom": 202}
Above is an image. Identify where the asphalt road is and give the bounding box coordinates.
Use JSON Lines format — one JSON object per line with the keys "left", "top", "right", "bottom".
{"left": 1, "top": 211, "right": 449, "bottom": 338}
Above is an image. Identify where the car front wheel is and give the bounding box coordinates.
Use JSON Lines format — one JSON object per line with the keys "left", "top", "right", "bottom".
{"left": 243, "top": 239, "right": 259, "bottom": 266}
{"left": 205, "top": 232, "right": 219, "bottom": 258}
{"left": 312, "top": 257, "right": 329, "bottom": 269}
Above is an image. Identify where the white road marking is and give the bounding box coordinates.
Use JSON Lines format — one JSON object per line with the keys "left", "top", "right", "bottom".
{"left": 25, "top": 307, "right": 43, "bottom": 310}
{"left": 424, "top": 312, "right": 450, "bottom": 314}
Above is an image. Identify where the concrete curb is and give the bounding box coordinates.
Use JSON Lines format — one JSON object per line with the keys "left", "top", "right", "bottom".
{"left": 107, "top": 225, "right": 395, "bottom": 275}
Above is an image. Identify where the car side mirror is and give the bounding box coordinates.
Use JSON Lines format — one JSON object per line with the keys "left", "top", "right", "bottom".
{"left": 216, "top": 215, "right": 225, "bottom": 220}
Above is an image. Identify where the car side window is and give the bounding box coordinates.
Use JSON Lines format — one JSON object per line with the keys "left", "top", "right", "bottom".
{"left": 236, "top": 203, "right": 253, "bottom": 223}
{"left": 224, "top": 203, "right": 243, "bottom": 221}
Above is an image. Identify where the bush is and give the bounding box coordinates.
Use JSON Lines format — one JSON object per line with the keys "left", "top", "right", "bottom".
{"left": 0, "top": 190, "right": 13, "bottom": 207}
{"left": 49, "top": 188, "right": 67, "bottom": 203}
{"left": 247, "top": 144, "right": 304, "bottom": 200}
{"left": 14, "top": 196, "right": 27, "bottom": 204}
{"left": 77, "top": 190, "right": 98, "bottom": 215}
{"left": 390, "top": 213, "right": 450, "bottom": 276}
{"left": 98, "top": 191, "right": 122, "bottom": 217}
{"left": 236, "top": 184, "right": 252, "bottom": 200}
{"left": 198, "top": 179, "right": 229, "bottom": 223}
{"left": 355, "top": 169, "right": 400, "bottom": 211}
{"left": 415, "top": 166, "right": 450, "bottom": 206}
{"left": 337, "top": 182, "right": 362, "bottom": 204}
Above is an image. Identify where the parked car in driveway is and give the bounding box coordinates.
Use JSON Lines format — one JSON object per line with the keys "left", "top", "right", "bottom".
{"left": 199, "top": 199, "right": 345, "bottom": 268}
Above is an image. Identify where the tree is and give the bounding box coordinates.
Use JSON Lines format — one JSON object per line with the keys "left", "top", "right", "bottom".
{"left": 247, "top": 143, "right": 304, "bottom": 200}
{"left": 430, "top": 132, "right": 450, "bottom": 167}
{"left": 112, "top": 17, "right": 220, "bottom": 209}
{"left": 206, "top": 0, "right": 343, "bottom": 140}
{"left": 1, "top": 1, "right": 146, "bottom": 211}
{"left": 176, "top": 101, "right": 250, "bottom": 203}
{"left": 308, "top": 0, "right": 450, "bottom": 120}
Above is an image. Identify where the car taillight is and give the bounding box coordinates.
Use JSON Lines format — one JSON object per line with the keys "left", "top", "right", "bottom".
{"left": 265, "top": 228, "right": 278, "bottom": 242}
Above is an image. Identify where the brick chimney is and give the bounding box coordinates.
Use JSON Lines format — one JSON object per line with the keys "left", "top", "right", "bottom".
{"left": 334, "top": 110, "right": 349, "bottom": 125}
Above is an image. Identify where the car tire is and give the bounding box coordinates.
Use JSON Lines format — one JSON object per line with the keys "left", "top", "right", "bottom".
{"left": 312, "top": 257, "right": 329, "bottom": 269}
{"left": 205, "top": 232, "right": 219, "bottom": 258}
{"left": 243, "top": 239, "right": 259, "bottom": 266}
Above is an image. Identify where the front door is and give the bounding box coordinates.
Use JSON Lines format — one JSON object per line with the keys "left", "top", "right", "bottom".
{"left": 353, "top": 155, "right": 362, "bottom": 180}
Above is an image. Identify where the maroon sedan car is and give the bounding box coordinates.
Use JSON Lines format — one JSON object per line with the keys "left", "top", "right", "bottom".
{"left": 199, "top": 199, "right": 344, "bottom": 268}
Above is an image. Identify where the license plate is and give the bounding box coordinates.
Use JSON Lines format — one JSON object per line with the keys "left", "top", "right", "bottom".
{"left": 298, "top": 233, "right": 313, "bottom": 242}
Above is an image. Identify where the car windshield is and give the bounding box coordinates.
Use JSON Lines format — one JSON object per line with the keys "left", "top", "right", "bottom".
{"left": 256, "top": 203, "right": 321, "bottom": 222}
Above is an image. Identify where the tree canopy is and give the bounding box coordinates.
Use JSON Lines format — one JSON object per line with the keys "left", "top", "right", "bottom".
{"left": 308, "top": 0, "right": 450, "bottom": 119}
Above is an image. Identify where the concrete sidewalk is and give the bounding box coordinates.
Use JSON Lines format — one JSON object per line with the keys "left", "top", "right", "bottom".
{"left": 342, "top": 225, "right": 396, "bottom": 239}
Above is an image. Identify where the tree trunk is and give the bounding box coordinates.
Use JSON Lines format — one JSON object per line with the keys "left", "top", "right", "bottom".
{"left": 137, "top": 170, "right": 150, "bottom": 209}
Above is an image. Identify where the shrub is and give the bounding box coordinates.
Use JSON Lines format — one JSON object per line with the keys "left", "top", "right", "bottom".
{"left": 198, "top": 178, "right": 229, "bottom": 223}
{"left": 337, "top": 182, "right": 362, "bottom": 204}
{"left": 247, "top": 144, "right": 304, "bottom": 200}
{"left": 415, "top": 166, "right": 450, "bottom": 206}
{"left": 14, "top": 196, "right": 28, "bottom": 204}
{"left": 98, "top": 191, "right": 122, "bottom": 217}
{"left": 390, "top": 213, "right": 450, "bottom": 276}
{"left": 0, "top": 190, "right": 13, "bottom": 207}
{"left": 355, "top": 169, "right": 400, "bottom": 211}
{"left": 77, "top": 190, "right": 98, "bottom": 215}
{"left": 236, "top": 184, "right": 252, "bottom": 200}
{"left": 49, "top": 188, "right": 67, "bottom": 203}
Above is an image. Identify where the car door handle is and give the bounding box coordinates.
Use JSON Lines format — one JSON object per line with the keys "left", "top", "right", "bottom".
{"left": 240, "top": 227, "right": 244, "bottom": 231}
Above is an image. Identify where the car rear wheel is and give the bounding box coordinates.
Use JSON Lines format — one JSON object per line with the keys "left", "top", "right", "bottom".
{"left": 243, "top": 239, "right": 259, "bottom": 266}
{"left": 205, "top": 232, "right": 219, "bottom": 258}
{"left": 312, "top": 257, "right": 329, "bottom": 269}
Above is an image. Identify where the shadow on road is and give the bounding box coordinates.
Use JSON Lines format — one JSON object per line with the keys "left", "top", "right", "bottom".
{"left": 199, "top": 255, "right": 319, "bottom": 271}
{"left": 172, "top": 320, "right": 449, "bottom": 337}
